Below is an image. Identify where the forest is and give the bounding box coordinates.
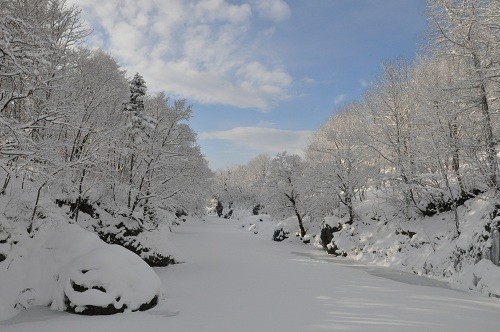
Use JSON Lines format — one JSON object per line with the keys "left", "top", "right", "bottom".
{"left": 2, "top": 0, "right": 500, "bottom": 325}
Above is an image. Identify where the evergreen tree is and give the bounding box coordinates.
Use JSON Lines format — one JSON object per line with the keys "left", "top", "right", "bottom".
{"left": 125, "top": 73, "right": 154, "bottom": 146}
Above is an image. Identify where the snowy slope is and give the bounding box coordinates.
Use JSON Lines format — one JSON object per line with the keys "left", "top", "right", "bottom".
{"left": 310, "top": 192, "right": 500, "bottom": 297}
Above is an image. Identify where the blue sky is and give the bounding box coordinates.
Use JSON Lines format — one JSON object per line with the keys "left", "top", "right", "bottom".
{"left": 71, "top": 0, "right": 428, "bottom": 170}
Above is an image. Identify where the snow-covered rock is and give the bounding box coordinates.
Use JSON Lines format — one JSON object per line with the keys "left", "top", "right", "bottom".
{"left": 53, "top": 244, "right": 161, "bottom": 315}
{"left": 272, "top": 216, "right": 297, "bottom": 241}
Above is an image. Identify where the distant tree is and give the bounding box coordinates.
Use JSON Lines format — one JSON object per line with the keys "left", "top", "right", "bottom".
{"left": 265, "top": 152, "right": 308, "bottom": 237}
{"left": 211, "top": 154, "right": 271, "bottom": 215}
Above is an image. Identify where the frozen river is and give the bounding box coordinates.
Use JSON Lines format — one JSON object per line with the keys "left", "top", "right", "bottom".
{"left": 3, "top": 216, "right": 500, "bottom": 331}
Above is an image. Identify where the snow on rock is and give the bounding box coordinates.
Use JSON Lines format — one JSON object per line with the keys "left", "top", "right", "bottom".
{"left": 272, "top": 216, "right": 314, "bottom": 243}
{"left": 135, "top": 222, "right": 181, "bottom": 265}
{"left": 0, "top": 222, "right": 162, "bottom": 319}
{"left": 472, "top": 260, "right": 500, "bottom": 297}
{"left": 272, "top": 216, "right": 297, "bottom": 241}
{"left": 53, "top": 244, "right": 161, "bottom": 315}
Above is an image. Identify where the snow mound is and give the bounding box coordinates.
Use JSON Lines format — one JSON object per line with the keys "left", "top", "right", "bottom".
{"left": 459, "top": 259, "right": 500, "bottom": 297}
{"left": 0, "top": 222, "right": 162, "bottom": 319}
{"left": 238, "top": 214, "right": 272, "bottom": 235}
{"left": 53, "top": 244, "right": 161, "bottom": 315}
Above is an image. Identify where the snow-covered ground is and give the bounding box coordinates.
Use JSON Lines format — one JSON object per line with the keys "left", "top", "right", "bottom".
{"left": 2, "top": 216, "right": 500, "bottom": 331}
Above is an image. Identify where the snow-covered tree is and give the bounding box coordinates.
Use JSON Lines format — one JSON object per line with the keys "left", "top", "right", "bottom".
{"left": 119, "top": 73, "right": 159, "bottom": 219}
{"left": 0, "top": 2, "right": 54, "bottom": 158}
{"left": 361, "top": 60, "right": 430, "bottom": 216}
{"left": 0, "top": 0, "right": 92, "bottom": 230}
{"left": 428, "top": 0, "right": 500, "bottom": 191}
{"left": 141, "top": 94, "right": 212, "bottom": 221}
{"left": 307, "top": 104, "right": 375, "bottom": 224}
{"left": 265, "top": 152, "right": 308, "bottom": 237}
{"left": 54, "top": 48, "right": 129, "bottom": 221}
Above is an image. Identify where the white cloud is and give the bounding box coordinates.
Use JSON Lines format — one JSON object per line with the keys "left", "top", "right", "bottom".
{"left": 257, "top": 120, "right": 275, "bottom": 127}
{"left": 199, "top": 126, "right": 313, "bottom": 155}
{"left": 252, "top": 0, "right": 291, "bottom": 22}
{"left": 334, "top": 94, "right": 346, "bottom": 106}
{"left": 69, "top": 0, "right": 292, "bottom": 110}
{"left": 193, "top": 0, "right": 252, "bottom": 24}
{"left": 300, "top": 77, "right": 316, "bottom": 86}
{"left": 237, "top": 61, "right": 292, "bottom": 88}
{"left": 360, "top": 78, "right": 369, "bottom": 87}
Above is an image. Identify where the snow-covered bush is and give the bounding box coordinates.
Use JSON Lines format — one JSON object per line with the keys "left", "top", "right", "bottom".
{"left": 55, "top": 198, "right": 179, "bottom": 267}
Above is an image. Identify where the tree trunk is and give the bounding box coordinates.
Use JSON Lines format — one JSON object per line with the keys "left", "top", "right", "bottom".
{"left": 128, "top": 154, "right": 135, "bottom": 209}
{"left": 449, "top": 123, "right": 467, "bottom": 197}
{"left": 480, "top": 84, "right": 497, "bottom": 190}
{"left": 0, "top": 173, "right": 10, "bottom": 195}
{"left": 346, "top": 195, "right": 354, "bottom": 225}
{"left": 473, "top": 54, "right": 497, "bottom": 191}
{"left": 295, "top": 211, "right": 306, "bottom": 238}
{"left": 72, "top": 169, "right": 86, "bottom": 223}
{"left": 30, "top": 180, "right": 48, "bottom": 235}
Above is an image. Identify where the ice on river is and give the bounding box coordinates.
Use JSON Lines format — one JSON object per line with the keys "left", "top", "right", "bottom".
{"left": 2, "top": 216, "right": 500, "bottom": 332}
